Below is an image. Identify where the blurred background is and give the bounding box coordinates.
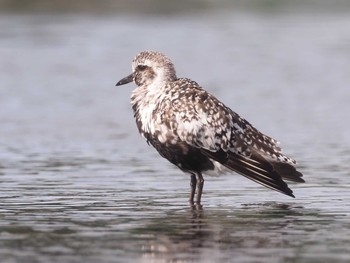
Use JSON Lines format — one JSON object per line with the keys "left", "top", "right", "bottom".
{"left": 1, "top": 1, "right": 350, "bottom": 263}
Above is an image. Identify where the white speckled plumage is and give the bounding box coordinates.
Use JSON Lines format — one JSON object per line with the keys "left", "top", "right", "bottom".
{"left": 116, "top": 51, "right": 304, "bottom": 204}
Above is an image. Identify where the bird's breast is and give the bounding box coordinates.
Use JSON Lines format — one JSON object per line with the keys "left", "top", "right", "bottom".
{"left": 131, "top": 88, "right": 176, "bottom": 144}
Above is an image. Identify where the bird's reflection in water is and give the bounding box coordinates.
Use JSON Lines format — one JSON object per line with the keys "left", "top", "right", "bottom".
{"left": 137, "top": 202, "right": 321, "bottom": 262}
{"left": 139, "top": 204, "right": 209, "bottom": 262}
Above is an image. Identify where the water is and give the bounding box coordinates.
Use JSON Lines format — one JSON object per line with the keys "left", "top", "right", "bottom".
{"left": 1, "top": 7, "right": 350, "bottom": 263}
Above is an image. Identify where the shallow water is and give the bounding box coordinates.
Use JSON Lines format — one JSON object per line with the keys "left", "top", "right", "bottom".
{"left": 1, "top": 7, "right": 350, "bottom": 263}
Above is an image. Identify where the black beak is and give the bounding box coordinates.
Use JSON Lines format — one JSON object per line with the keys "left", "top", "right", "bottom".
{"left": 116, "top": 73, "right": 134, "bottom": 86}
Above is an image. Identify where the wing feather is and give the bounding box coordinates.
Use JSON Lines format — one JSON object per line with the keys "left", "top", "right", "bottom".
{"left": 203, "top": 150, "right": 295, "bottom": 197}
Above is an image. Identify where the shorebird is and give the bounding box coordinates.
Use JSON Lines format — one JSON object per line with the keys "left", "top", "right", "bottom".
{"left": 116, "top": 51, "right": 304, "bottom": 205}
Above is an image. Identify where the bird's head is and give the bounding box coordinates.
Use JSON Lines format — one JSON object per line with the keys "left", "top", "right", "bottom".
{"left": 116, "top": 51, "right": 177, "bottom": 87}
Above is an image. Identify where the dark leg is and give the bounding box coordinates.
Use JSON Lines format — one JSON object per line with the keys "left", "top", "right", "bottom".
{"left": 196, "top": 173, "right": 204, "bottom": 205}
{"left": 189, "top": 174, "right": 197, "bottom": 203}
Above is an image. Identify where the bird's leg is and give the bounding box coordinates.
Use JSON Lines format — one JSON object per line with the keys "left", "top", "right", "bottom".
{"left": 196, "top": 173, "right": 204, "bottom": 205}
{"left": 189, "top": 174, "right": 197, "bottom": 204}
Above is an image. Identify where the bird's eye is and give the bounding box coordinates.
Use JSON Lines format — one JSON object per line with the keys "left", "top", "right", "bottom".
{"left": 137, "top": 65, "right": 148, "bottom": 71}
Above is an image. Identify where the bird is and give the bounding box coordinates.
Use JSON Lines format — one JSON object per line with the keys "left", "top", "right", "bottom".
{"left": 116, "top": 51, "right": 304, "bottom": 205}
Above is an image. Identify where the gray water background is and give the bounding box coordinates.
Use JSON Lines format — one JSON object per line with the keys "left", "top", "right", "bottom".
{"left": 1, "top": 1, "right": 350, "bottom": 262}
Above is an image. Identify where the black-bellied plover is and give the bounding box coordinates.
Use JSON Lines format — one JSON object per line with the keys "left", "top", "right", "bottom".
{"left": 116, "top": 51, "right": 304, "bottom": 205}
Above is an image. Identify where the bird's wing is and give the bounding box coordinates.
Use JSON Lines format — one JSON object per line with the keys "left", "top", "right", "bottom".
{"left": 172, "top": 79, "right": 279, "bottom": 157}
{"left": 203, "top": 149, "right": 296, "bottom": 197}
{"left": 172, "top": 80, "right": 239, "bottom": 153}
{"left": 171, "top": 79, "right": 304, "bottom": 196}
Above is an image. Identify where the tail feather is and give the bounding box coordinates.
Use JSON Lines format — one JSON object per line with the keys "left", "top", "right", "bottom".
{"left": 270, "top": 161, "right": 305, "bottom": 183}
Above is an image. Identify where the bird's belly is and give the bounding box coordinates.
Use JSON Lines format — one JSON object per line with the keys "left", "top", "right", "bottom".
{"left": 144, "top": 135, "right": 216, "bottom": 174}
